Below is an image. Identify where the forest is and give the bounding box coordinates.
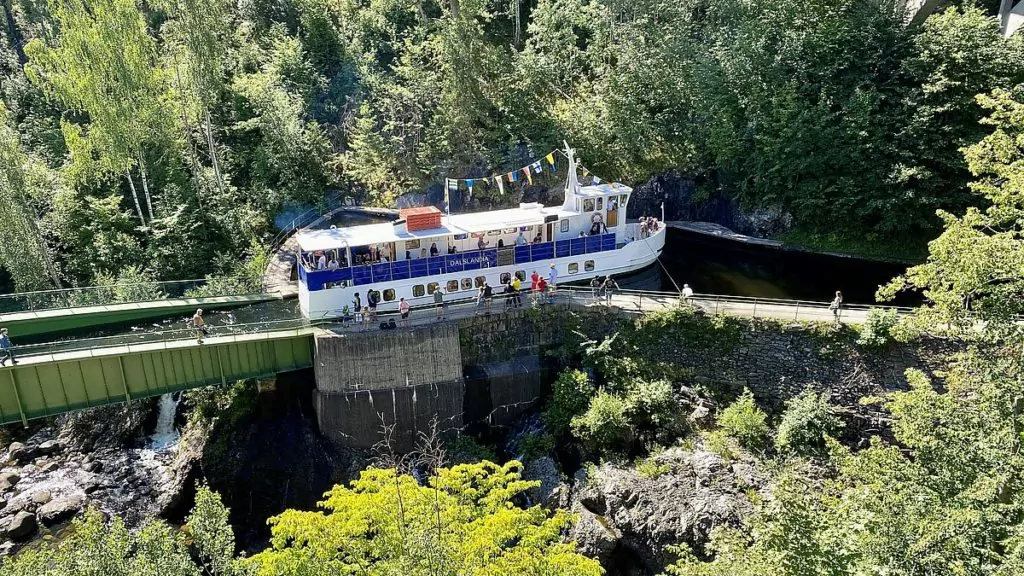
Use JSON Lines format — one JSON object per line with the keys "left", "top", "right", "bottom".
{"left": 1, "top": 0, "right": 1022, "bottom": 293}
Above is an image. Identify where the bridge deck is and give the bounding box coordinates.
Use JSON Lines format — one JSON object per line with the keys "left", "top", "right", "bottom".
{"left": 0, "top": 293, "right": 280, "bottom": 339}
{"left": 0, "top": 288, "right": 896, "bottom": 426}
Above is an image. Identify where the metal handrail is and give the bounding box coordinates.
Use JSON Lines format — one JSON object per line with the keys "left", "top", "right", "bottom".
{"left": 0, "top": 276, "right": 264, "bottom": 315}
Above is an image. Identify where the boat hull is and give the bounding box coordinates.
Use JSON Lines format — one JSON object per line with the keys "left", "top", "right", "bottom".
{"left": 299, "top": 227, "right": 666, "bottom": 318}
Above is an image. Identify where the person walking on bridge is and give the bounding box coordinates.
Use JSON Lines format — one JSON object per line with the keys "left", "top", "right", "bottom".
{"left": 192, "top": 309, "right": 207, "bottom": 344}
{"left": 829, "top": 291, "right": 843, "bottom": 326}
{"left": 601, "top": 275, "right": 619, "bottom": 305}
{"left": 433, "top": 286, "right": 445, "bottom": 320}
{"left": 0, "top": 328, "right": 17, "bottom": 366}
{"left": 682, "top": 283, "right": 694, "bottom": 305}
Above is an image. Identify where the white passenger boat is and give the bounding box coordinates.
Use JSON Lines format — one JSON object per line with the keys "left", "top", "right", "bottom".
{"left": 295, "top": 145, "right": 667, "bottom": 319}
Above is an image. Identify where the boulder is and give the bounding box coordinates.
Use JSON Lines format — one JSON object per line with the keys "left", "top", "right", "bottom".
{"left": 568, "top": 446, "right": 765, "bottom": 572}
{"left": 5, "top": 511, "right": 37, "bottom": 540}
{"left": 570, "top": 507, "right": 621, "bottom": 565}
{"left": 37, "top": 496, "right": 84, "bottom": 526}
{"left": 31, "top": 491, "right": 51, "bottom": 505}
{"left": 689, "top": 405, "right": 713, "bottom": 429}
{"left": 38, "top": 440, "right": 61, "bottom": 456}
{"left": 41, "top": 461, "right": 59, "bottom": 473}
{"left": 82, "top": 461, "right": 103, "bottom": 473}
{"left": 0, "top": 472, "right": 20, "bottom": 493}
{"left": 523, "top": 457, "right": 567, "bottom": 510}
{"left": 7, "top": 442, "right": 32, "bottom": 464}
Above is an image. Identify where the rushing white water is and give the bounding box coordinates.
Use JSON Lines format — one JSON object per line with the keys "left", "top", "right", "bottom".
{"left": 150, "top": 393, "right": 181, "bottom": 450}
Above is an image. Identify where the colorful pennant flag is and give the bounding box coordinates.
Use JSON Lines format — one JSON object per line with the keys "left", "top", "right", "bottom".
{"left": 592, "top": 176, "right": 601, "bottom": 185}
{"left": 531, "top": 161, "right": 543, "bottom": 174}
{"left": 467, "top": 179, "right": 474, "bottom": 200}
{"left": 546, "top": 153, "right": 556, "bottom": 172}
{"left": 581, "top": 167, "right": 590, "bottom": 177}
{"left": 496, "top": 176, "right": 504, "bottom": 195}
{"left": 510, "top": 171, "right": 519, "bottom": 183}
{"left": 522, "top": 167, "right": 533, "bottom": 185}
{"left": 445, "top": 178, "right": 457, "bottom": 213}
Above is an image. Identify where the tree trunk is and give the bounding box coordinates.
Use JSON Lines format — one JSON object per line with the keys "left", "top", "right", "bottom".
{"left": 1, "top": 0, "right": 26, "bottom": 65}
{"left": 125, "top": 168, "right": 147, "bottom": 225}
{"left": 137, "top": 154, "right": 155, "bottom": 221}
{"left": 204, "top": 108, "right": 225, "bottom": 197}
{"left": 449, "top": 0, "right": 459, "bottom": 17}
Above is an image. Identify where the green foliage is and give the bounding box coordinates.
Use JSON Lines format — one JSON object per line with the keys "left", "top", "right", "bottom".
{"left": 446, "top": 434, "right": 498, "bottom": 464}
{"left": 717, "top": 389, "right": 769, "bottom": 451}
{"left": 856, "top": 308, "right": 900, "bottom": 349}
{"left": 544, "top": 368, "right": 595, "bottom": 437}
{"left": 571, "top": 389, "right": 631, "bottom": 454}
{"left": 880, "top": 85, "right": 1024, "bottom": 337}
{"left": 775, "top": 389, "right": 844, "bottom": 455}
{"left": 635, "top": 456, "right": 671, "bottom": 479}
{"left": 246, "top": 461, "right": 603, "bottom": 576}
{"left": 702, "top": 430, "right": 737, "bottom": 463}
{"left": 667, "top": 348, "right": 1024, "bottom": 576}
{"left": 517, "top": 432, "right": 556, "bottom": 462}
{"left": 186, "top": 485, "right": 235, "bottom": 576}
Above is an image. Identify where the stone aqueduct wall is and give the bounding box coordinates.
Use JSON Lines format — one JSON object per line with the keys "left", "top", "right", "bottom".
{"left": 311, "top": 305, "right": 958, "bottom": 450}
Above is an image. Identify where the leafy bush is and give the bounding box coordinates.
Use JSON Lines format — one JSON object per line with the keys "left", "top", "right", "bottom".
{"left": 571, "top": 390, "right": 632, "bottom": 453}
{"left": 717, "top": 388, "right": 769, "bottom": 450}
{"left": 517, "top": 432, "right": 556, "bottom": 461}
{"left": 775, "top": 389, "right": 844, "bottom": 454}
{"left": 635, "top": 456, "right": 671, "bottom": 478}
{"left": 703, "top": 430, "right": 737, "bottom": 461}
{"left": 857, "top": 308, "right": 900, "bottom": 348}
{"left": 624, "top": 378, "right": 678, "bottom": 429}
{"left": 544, "top": 369, "right": 596, "bottom": 437}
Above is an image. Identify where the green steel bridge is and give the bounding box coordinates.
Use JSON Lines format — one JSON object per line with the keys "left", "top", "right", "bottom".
{"left": 0, "top": 285, "right": 899, "bottom": 426}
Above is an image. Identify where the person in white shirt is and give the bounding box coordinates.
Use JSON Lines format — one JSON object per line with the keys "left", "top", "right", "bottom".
{"left": 328, "top": 258, "right": 340, "bottom": 270}
{"left": 515, "top": 232, "right": 527, "bottom": 246}
{"left": 548, "top": 264, "right": 558, "bottom": 295}
{"left": 682, "top": 283, "right": 694, "bottom": 304}
{"left": 316, "top": 253, "right": 327, "bottom": 270}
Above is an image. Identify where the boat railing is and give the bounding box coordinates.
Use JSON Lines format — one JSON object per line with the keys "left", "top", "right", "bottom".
{"left": 300, "top": 233, "right": 619, "bottom": 291}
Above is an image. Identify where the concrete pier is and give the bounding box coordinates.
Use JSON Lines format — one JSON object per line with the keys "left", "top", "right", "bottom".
{"left": 310, "top": 308, "right": 582, "bottom": 451}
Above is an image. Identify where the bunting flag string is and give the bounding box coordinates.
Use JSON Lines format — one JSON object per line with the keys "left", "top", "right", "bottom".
{"left": 446, "top": 149, "right": 558, "bottom": 192}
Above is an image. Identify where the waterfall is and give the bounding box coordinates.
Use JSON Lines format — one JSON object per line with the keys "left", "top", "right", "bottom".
{"left": 150, "top": 393, "right": 181, "bottom": 450}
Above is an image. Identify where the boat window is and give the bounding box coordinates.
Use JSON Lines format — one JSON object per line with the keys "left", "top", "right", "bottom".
{"left": 568, "top": 263, "right": 579, "bottom": 274}
{"left": 500, "top": 272, "right": 511, "bottom": 284}
{"left": 461, "top": 278, "right": 472, "bottom": 290}
{"left": 487, "top": 230, "right": 502, "bottom": 236}
{"left": 383, "top": 289, "right": 396, "bottom": 301}
{"left": 413, "top": 285, "right": 426, "bottom": 297}
{"left": 583, "top": 198, "right": 596, "bottom": 212}
{"left": 428, "top": 282, "right": 440, "bottom": 294}
{"left": 474, "top": 276, "right": 486, "bottom": 288}
{"left": 560, "top": 219, "right": 569, "bottom": 233}
{"left": 515, "top": 270, "right": 526, "bottom": 282}
{"left": 502, "top": 227, "right": 517, "bottom": 235}
{"left": 405, "top": 240, "right": 421, "bottom": 250}
{"left": 620, "top": 194, "right": 628, "bottom": 205}
{"left": 596, "top": 197, "right": 604, "bottom": 211}
{"left": 585, "top": 260, "right": 595, "bottom": 272}
{"left": 448, "top": 280, "right": 460, "bottom": 292}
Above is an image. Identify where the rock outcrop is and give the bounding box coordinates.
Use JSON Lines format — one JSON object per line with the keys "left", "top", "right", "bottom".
{"left": 569, "top": 445, "right": 767, "bottom": 573}
{"left": 37, "top": 496, "right": 84, "bottom": 526}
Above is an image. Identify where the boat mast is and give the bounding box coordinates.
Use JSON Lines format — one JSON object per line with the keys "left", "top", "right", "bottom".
{"left": 562, "top": 141, "right": 580, "bottom": 212}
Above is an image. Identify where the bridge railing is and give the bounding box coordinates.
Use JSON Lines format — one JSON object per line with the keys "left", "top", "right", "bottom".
{"left": 4, "top": 287, "right": 913, "bottom": 361}
{"left": 6, "top": 317, "right": 319, "bottom": 359}
{"left": 0, "top": 277, "right": 265, "bottom": 316}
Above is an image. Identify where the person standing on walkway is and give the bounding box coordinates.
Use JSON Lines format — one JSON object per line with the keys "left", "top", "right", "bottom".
{"left": 548, "top": 264, "right": 558, "bottom": 296}
{"left": 192, "top": 309, "right": 207, "bottom": 344}
{"left": 829, "top": 291, "right": 843, "bottom": 326}
{"left": 0, "top": 328, "right": 17, "bottom": 366}
{"left": 537, "top": 277, "right": 548, "bottom": 304}
{"left": 590, "top": 276, "right": 602, "bottom": 302}
{"left": 433, "top": 287, "right": 445, "bottom": 320}
{"left": 601, "top": 275, "right": 619, "bottom": 305}
{"left": 483, "top": 282, "right": 494, "bottom": 314}
{"left": 399, "top": 297, "right": 411, "bottom": 328}
{"left": 475, "top": 285, "right": 486, "bottom": 315}
{"left": 682, "top": 283, "right": 694, "bottom": 304}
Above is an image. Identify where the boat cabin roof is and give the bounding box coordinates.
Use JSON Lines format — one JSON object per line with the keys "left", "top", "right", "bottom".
{"left": 296, "top": 184, "right": 632, "bottom": 253}
{"left": 297, "top": 203, "right": 557, "bottom": 252}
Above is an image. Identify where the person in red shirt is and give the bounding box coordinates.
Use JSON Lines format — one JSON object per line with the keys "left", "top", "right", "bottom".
{"left": 530, "top": 271, "right": 540, "bottom": 292}
{"left": 537, "top": 277, "right": 548, "bottom": 304}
